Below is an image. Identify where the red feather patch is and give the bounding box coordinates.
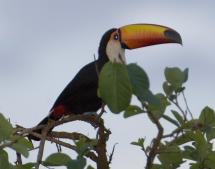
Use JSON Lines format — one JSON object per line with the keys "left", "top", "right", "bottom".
{"left": 51, "top": 105, "right": 66, "bottom": 119}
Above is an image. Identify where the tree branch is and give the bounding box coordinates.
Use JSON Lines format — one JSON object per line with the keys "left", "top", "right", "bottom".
{"left": 35, "top": 123, "right": 50, "bottom": 169}
{"left": 15, "top": 113, "right": 110, "bottom": 168}
{"left": 146, "top": 111, "right": 164, "bottom": 169}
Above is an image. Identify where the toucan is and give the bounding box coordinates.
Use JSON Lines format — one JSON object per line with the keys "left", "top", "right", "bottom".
{"left": 29, "top": 24, "right": 182, "bottom": 140}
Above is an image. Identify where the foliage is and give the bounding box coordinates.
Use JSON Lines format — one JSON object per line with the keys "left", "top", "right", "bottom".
{"left": 99, "top": 62, "right": 215, "bottom": 169}
{"left": 0, "top": 113, "right": 34, "bottom": 169}
{"left": 0, "top": 62, "right": 214, "bottom": 169}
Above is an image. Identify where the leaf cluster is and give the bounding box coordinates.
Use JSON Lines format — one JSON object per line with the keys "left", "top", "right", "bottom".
{"left": 99, "top": 63, "right": 215, "bottom": 169}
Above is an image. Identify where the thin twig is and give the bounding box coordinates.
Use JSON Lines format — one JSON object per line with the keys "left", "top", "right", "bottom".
{"left": 182, "top": 91, "right": 193, "bottom": 119}
{"left": 108, "top": 143, "right": 118, "bottom": 164}
{"left": 171, "top": 98, "right": 187, "bottom": 121}
{"left": 162, "top": 128, "right": 182, "bottom": 139}
{"left": 15, "top": 152, "right": 22, "bottom": 165}
{"left": 96, "top": 103, "right": 106, "bottom": 122}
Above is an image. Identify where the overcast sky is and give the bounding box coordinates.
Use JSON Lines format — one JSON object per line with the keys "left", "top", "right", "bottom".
{"left": 0, "top": 1, "right": 215, "bottom": 168}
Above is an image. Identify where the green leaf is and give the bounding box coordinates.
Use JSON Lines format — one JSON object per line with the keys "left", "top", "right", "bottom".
{"left": 14, "top": 163, "right": 36, "bottom": 169}
{"left": 75, "top": 137, "right": 97, "bottom": 156}
{"left": 205, "top": 152, "right": 215, "bottom": 168}
{"left": 187, "top": 131, "right": 211, "bottom": 161}
{"left": 190, "top": 162, "right": 201, "bottom": 169}
{"left": 163, "top": 82, "right": 174, "bottom": 96}
{"left": 181, "top": 119, "right": 200, "bottom": 130}
{"left": 162, "top": 114, "right": 180, "bottom": 127}
{"left": 126, "top": 64, "right": 157, "bottom": 105}
{"left": 182, "top": 145, "right": 198, "bottom": 161}
{"left": 158, "top": 145, "right": 183, "bottom": 168}
{"left": 183, "top": 68, "right": 189, "bottom": 83}
{"left": 21, "top": 163, "right": 36, "bottom": 169}
{"left": 127, "top": 63, "right": 149, "bottom": 93}
{"left": 173, "top": 133, "right": 193, "bottom": 145}
{"left": 67, "top": 157, "right": 86, "bottom": 169}
{"left": 148, "top": 93, "right": 170, "bottom": 119}
{"left": 199, "top": 106, "right": 215, "bottom": 140}
{"left": 0, "top": 113, "right": 13, "bottom": 142}
{"left": 151, "top": 164, "right": 162, "bottom": 169}
{"left": 87, "top": 165, "right": 95, "bottom": 169}
{"left": 44, "top": 153, "right": 71, "bottom": 166}
{"left": 164, "top": 67, "right": 188, "bottom": 89}
{"left": 199, "top": 106, "right": 215, "bottom": 126}
{"left": 10, "top": 137, "right": 33, "bottom": 158}
{"left": 131, "top": 138, "right": 145, "bottom": 150}
{"left": 123, "top": 105, "right": 144, "bottom": 118}
{"left": 99, "top": 62, "right": 132, "bottom": 113}
{"left": 0, "top": 150, "right": 10, "bottom": 169}
{"left": 171, "top": 110, "right": 184, "bottom": 125}
{"left": 205, "top": 128, "right": 215, "bottom": 141}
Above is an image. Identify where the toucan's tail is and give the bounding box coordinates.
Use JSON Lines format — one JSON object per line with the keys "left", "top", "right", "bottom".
{"left": 28, "top": 105, "right": 66, "bottom": 141}
{"left": 28, "top": 116, "right": 50, "bottom": 141}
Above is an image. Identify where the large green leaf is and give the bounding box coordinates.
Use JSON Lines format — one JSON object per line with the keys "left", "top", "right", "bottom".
{"left": 44, "top": 153, "right": 72, "bottom": 166}
{"left": 126, "top": 63, "right": 157, "bottom": 105}
{"left": 0, "top": 113, "right": 13, "bottom": 142}
{"left": 127, "top": 63, "right": 149, "bottom": 94}
{"left": 0, "top": 150, "right": 10, "bottom": 169}
{"left": 99, "top": 62, "right": 132, "bottom": 113}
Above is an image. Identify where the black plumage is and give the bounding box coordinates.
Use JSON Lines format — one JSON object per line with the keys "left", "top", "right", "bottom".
{"left": 29, "top": 29, "right": 116, "bottom": 140}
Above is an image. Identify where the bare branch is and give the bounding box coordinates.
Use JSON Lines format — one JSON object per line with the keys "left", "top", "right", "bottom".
{"left": 50, "top": 131, "right": 91, "bottom": 141}
{"left": 35, "top": 124, "right": 50, "bottom": 169}
{"left": 108, "top": 143, "right": 118, "bottom": 164}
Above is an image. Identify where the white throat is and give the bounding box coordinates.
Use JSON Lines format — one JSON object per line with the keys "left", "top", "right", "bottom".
{"left": 106, "top": 40, "right": 126, "bottom": 64}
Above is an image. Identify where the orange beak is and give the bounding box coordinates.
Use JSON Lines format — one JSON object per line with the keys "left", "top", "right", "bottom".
{"left": 119, "top": 24, "right": 182, "bottom": 49}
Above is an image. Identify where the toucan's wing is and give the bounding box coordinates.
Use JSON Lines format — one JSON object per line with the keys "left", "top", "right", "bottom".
{"left": 51, "top": 61, "right": 99, "bottom": 112}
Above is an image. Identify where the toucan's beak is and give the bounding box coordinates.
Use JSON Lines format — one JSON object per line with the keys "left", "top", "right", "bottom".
{"left": 119, "top": 24, "right": 182, "bottom": 49}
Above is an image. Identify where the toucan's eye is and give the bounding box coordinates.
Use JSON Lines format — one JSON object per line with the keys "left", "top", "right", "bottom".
{"left": 113, "top": 34, "right": 119, "bottom": 40}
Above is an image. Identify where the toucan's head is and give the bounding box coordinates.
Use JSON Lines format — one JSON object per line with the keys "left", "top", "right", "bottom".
{"left": 98, "top": 24, "right": 182, "bottom": 64}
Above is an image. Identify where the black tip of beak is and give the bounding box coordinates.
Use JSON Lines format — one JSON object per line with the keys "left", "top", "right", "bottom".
{"left": 164, "top": 29, "right": 182, "bottom": 45}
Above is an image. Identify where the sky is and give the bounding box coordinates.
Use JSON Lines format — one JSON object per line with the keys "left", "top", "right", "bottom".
{"left": 0, "top": 1, "right": 215, "bottom": 168}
